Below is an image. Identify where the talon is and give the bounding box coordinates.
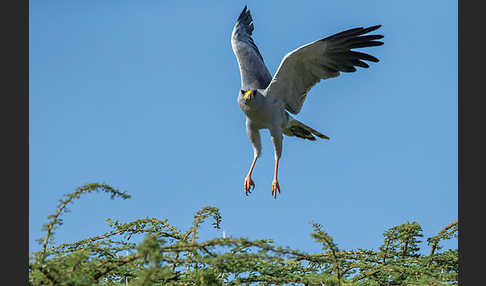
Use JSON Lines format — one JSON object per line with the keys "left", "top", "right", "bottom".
{"left": 272, "top": 180, "right": 280, "bottom": 199}
{"left": 244, "top": 176, "right": 255, "bottom": 196}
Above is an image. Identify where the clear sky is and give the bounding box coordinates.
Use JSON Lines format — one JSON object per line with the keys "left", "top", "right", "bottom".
{"left": 30, "top": 0, "right": 457, "bottom": 255}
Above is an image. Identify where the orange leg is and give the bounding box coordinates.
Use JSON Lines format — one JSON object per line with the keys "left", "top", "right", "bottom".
{"left": 244, "top": 157, "right": 257, "bottom": 195}
{"left": 272, "top": 158, "right": 280, "bottom": 199}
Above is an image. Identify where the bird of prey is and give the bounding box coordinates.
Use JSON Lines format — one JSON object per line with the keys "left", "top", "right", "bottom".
{"left": 231, "top": 6, "right": 383, "bottom": 198}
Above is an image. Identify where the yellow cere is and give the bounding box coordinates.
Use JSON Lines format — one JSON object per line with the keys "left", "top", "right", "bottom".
{"left": 244, "top": 90, "right": 253, "bottom": 99}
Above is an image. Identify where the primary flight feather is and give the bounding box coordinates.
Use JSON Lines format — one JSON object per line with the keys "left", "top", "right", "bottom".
{"left": 231, "top": 6, "right": 383, "bottom": 198}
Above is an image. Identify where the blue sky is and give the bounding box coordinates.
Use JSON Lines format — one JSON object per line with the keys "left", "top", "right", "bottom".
{"left": 30, "top": 0, "right": 457, "bottom": 255}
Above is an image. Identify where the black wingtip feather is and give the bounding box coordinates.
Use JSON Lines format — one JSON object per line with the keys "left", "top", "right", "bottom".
{"left": 349, "top": 51, "right": 380, "bottom": 62}
{"left": 339, "top": 65, "right": 357, "bottom": 73}
{"left": 346, "top": 35, "right": 384, "bottom": 44}
{"left": 238, "top": 6, "right": 247, "bottom": 21}
{"left": 236, "top": 5, "right": 255, "bottom": 36}
{"left": 324, "top": 27, "right": 364, "bottom": 41}
{"left": 361, "top": 25, "right": 382, "bottom": 34}
{"left": 351, "top": 59, "right": 370, "bottom": 68}
{"left": 324, "top": 24, "right": 383, "bottom": 42}
{"left": 348, "top": 41, "right": 384, "bottom": 49}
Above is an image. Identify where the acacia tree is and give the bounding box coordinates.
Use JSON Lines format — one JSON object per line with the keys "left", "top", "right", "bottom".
{"left": 29, "top": 183, "right": 457, "bottom": 285}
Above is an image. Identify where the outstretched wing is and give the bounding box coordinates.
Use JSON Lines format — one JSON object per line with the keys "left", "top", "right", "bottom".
{"left": 231, "top": 6, "right": 272, "bottom": 90}
{"left": 264, "top": 25, "right": 384, "bottom": 115}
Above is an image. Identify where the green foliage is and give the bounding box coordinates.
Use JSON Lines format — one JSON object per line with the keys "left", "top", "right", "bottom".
{"left": 30, "top": 184, "right": 457, "bottom": 285}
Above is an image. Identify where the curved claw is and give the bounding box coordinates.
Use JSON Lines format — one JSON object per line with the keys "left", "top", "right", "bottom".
{"left": 272, "top": 180, "right": 280, "bottom": 199}
{"left": 244, "top": 176, "right": 255, "bottom": 196}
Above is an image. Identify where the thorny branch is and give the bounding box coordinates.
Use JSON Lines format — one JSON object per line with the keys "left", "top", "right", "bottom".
{"left": 30, "top": 184, "right": 458, "bottom": 285}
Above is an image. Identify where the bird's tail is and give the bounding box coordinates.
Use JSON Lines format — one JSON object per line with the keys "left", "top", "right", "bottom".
{"left": 283, "top": 118, "right": 330, "bottom": 141}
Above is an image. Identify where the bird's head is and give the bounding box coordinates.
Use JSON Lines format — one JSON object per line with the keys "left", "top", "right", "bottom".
{"left": 241, "top": 89, "right": 255, "bottom": 101}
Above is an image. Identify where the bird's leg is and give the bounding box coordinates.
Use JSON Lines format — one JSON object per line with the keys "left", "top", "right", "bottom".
{"left": 245, "top": 122, "right": 261, "bottom": 196}
{"left": 272, "top": 158, "right": 280, "bottom": 199}
{"left": 244, "top": 157, "right": 257, "bottom": 195}
{"left": 269, "top": 127, "right": 283, "bottom": 199}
